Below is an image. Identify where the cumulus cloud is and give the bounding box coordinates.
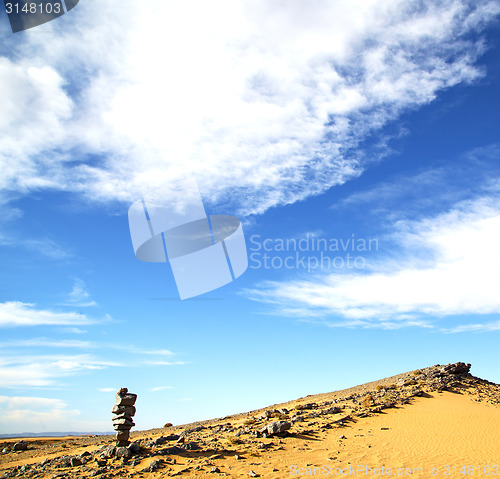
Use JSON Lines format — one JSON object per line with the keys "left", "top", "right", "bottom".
{"left": 0, "top": 0, "right": 498, "bottom": 214}
{"left": 246, "top": 193, "right": 500, "bottom": 328}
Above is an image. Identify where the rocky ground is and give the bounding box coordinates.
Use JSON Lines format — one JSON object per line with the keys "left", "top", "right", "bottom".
{"left": 0, "top": 362, "right": 498, "bottom": 478}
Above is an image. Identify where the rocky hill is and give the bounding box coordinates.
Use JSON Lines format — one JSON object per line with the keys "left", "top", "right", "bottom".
{"left": 0, "top": 362, "right": 498, "bottom": 478}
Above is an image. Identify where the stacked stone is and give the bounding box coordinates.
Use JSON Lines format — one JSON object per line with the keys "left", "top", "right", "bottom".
{"left": 112, "top": 388, "right": 137, "bottom": 447}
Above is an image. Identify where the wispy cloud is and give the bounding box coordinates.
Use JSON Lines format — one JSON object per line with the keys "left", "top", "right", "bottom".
{"left": 62, "top": 327, "right": 88, "bottom": 335}
{"left": 247, "top": 192, "right": 500, "bottom": 328}
{"left": 150, "top": 386, "right": 174, "bottom": 392}
{"left": 0, "top": 338, "right": 93, "bottom": 349}
{"left": 331, "top": 144, "right": 500, "bottom": 221}
{"left": 0, "top": 395, "right": 107, "bottom": 434}
{"left": 143, "top": 361, "right": 187, "bottom": 366}
{"left": 0, "top": 0, "right": 498, "bottom": 214}
{"left": 0, "top": 235, "right": 71, "bottom": 260}
{"left": 0, "top": 302, "right": 101, "bottom": 328}
{"left": 98, "top": 388, "right": 116, "bottom": 393}
{"left": 0, "top": 354, "right": 121, "bottom": 388}
{"left": 106, "top": 345, "right": 175, "bottom": 356}
{"left": 442, "top": 320, "right": 500, "bottom": 334}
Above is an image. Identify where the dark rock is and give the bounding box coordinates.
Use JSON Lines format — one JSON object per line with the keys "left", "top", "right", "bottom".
{"left": 90, "top": 467, "right": 107, "bottom": 476}
{"left": 182, "top": 442, "right": 200, "bottom": 451}
{"left": 322, "top": 406, "right": 341, "bottom": 415}
{"left": 142, "top": 459, "right": 162, "bottom": 472}
{"left": 151, "top": 437, "right": 167, "bottom": 446}
{"left": 70, "top": 457, "right": 82, "bottom": 467}
{"left": 114, "top": 424, "right": 133, "bottom": 431}
{"left": 112, "top": 412, "right": 134, "bottom": 422}
{"left": 180, "top": 425, "right": 204, "bottom": 436}
{"left": 296, "top": 403, "right": 317, "bottom": 410}
{"left": 115, "top": 391, "right": 137, "bottom": 407}
{"left": 112, "top": 417, "right": 135, "bottom": 427}
{"left": 115, "top": 431, "right": 130, "bottom": 442}
{"left": 111, "top": 405, "right": 136, "bottom": 416}
{"left": 13, "top": 441, "right": 28, "bottom": 451}
{"left": 259, "top": 409, "right": 276, "bottom": 419}
{"left": 100, "top": 445, "right": 116, "bottom": 458}
{"left": 249, "top": 471, "right": 260, "bottom": 477}
{"left": 165, "top": 446, "right": 184, "bottom": 455}
{"left": 116, "top": 447, "right": 132, "bottom": 459}
{"left": 442, "top": 362, "right": 471, "bottom": 375}
{"left": 210, "top": 467, "right": 220, "bottom": 473}
{"left": 128, "top": 443, "right": 141, "bottom": 455}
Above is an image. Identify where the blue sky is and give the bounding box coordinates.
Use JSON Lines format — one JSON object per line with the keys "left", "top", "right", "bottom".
{"left": 0, "top": 0, "right": 500, "bottom": 434}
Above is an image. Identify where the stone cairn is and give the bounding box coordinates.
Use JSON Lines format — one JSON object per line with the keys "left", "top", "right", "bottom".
{"left": 112, "top": 388, "right": 137, "bottom": 447}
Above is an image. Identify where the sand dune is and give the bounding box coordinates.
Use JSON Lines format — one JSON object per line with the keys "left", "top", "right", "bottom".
{"left": 0, "top": 362, "right": 498, "bottom": 478}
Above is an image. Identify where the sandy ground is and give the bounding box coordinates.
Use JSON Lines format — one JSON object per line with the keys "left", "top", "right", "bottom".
{"left": 0, "top": 364, "right": 498, "bottom": 478}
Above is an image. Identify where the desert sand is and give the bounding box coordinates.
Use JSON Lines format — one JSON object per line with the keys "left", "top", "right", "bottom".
{"left": 0, "top": 362, "right": 498, "bottom": 478}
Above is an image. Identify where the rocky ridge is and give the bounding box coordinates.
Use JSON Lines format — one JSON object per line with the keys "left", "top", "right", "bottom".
{"left": 0, "top": 362, "right": 498, "bottom": 478}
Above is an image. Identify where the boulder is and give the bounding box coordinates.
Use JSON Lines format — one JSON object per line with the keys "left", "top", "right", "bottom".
{"left": 100, "top": 445, "right": 116, "bottom": 458}
{"left": 13, "top": 441, "right": 28, "bottom": 451}
{"left": 259, "top": 420, "right": 291, "bottom": 437}
{"left": 116, "top": 446, "right": 132, "bottom": 459}
{"left": 128, "top": 442, "right": 141, "bottom": 455}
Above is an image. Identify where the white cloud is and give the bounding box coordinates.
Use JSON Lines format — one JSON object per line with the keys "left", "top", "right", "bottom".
{"left": 62, "top": 327, "right": 88, "bottom": 334}
{"left": 247, "top": 194, "right": 500, "bottom": 328}
{"left": 0, "top": 354, "right": 122, "bottom": 388}
{"left": 106, "top": 345, "right": 175, "bottom": 356}
{"left": 150, "top": 386, "right": 174, "bottom": 392}
{"left": 0, "top": 395, "right": 108, "bottom": 434}
{"left": 0, "top": 301, "right": 99, "bottom": 327}
{"left": 98, "top": 388, "right": 116, "bottom": 393}
{"left": 0, "top": 396, "right": 66, "bottom": 409}
{"left": 0, "top": 338, "right": 93, "bottom": 349}
{"left": 143, "top": 361, "right": 187, "bottom": 366}
{"left": 0, "top": 235, "right": 71, "bottom": 259}
{"left": 443, "top": 321, "right": 500, "bottom": 334}
{"left": 0, "top": 0, "right": 498, "bottom": 214}
{"left": 64, "top": 278, "right": 97, "bottom": 307}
